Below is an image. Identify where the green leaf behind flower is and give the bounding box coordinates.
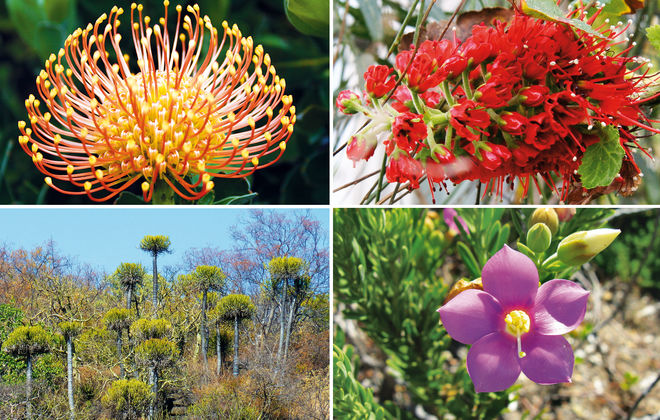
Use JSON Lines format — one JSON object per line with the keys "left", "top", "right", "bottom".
{"left": 577, "top": 126, "right": 624, "bottom": 189}
{"left": 284, "top": 0, "right": 329, "bottom": 38}
{"left": 646, "top": 25, "right": 660, "bottom": 52}
{"left": 522, "top": 0, "right": 606, "bottom": 39}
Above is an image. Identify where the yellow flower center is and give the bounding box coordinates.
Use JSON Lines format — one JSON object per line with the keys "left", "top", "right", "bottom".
{"left": 95, "top": 70, "right": 223, "bottom": 180}
{"left": 504, "top": 309, "right": 530, "bottom": 358}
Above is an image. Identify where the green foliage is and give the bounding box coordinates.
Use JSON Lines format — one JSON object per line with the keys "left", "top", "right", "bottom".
{"left": 102, "top": 378, "right": 152, "bottom": 420}
{"left": 577, "top": 126, "right": 624, "bottom": 189}
{"left": 285, "top": 0, "right": 329, "bottom": 38}
{"left": 32, "top": 352, "right": 65, "bottom": 388}
{"left": 189, "top": 265, "right": 227, "bottom": 293}
{"left": 0, "top": 304, "right": 25, "bottom": 383}
{"left": 113, "top": 263, "right": 146, "bottom": 288}
{"left": 130, "top": 318, "right": 171, "bottom": 341}
{"left": 268, "top": 256, "right": 305, "bottom": 280}
{"left": 6, "top": 0, "right": 77, "bottom": 59}
{"left": 2, "top": 325, "right": 51, "bottom": 357}
{"left": 595, "top": 210, "right": 660, "bottom": 293}
{"left": 216, "top": 294, "right": 256, "bottom": 321}
{"left": 521, "top": 0, "right": 606, "bottom": 39}
{"left": 333, "top": 335, "right": 398, "bottom": 419}
{"left": 135, "top": 338, "right": 178, "bottom": 369}
{"left": 334, "top": 208, "right": 511, "bottom": 418}
{"left": 104, "top": 308, "right": 132, "bottom": 332}
{"left": 139, "top": 235, "right": 171, "bottom": 255}
{"left": 58, "top": 321, "right": 83, "bottom": 337}
{"left": 451, "top": 208, "right": 511, "bottom": 278}
{"left": 647, "top": 25, "right": 660, "bottom": 52}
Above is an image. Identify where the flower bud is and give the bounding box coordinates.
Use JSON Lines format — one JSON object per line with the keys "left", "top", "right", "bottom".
{"left": 557, "top": 228, "right": 620, "bottom": 266}
{"left": 527, "top": 223, "right": 552, "bottom": 253}
{"left": 530, "top": 207, "right": 559, "bottom": 235}
{"left": 346, "top": 135, "right": 377, "bottom": 166}
{"left": 336, "top": 90, "right": 361, "bottom": 115}
{"left": 555, "top": 207, "right": 576, "bottom": 222}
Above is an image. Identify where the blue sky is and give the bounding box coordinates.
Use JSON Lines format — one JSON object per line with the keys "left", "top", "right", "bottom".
{"left": 0, "top": 207, "right": 329, "bottom": 275}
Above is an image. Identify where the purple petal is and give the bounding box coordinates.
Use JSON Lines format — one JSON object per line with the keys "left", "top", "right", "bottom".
{"left": 438, "top": 290, "right": 502, "bottom": 344}
{"left": 467, "top": 332, "right": 520, "bottom": 393}
{"left": 482, "top": 245, "right": 538, "bottom": 309}
{"left": 520, "top": 333, "right": 574, "bottom": 384}
{"left": 533, "top": 279, "right": 589, "bottom": 335}
{"left": 443, "top": 208, "right": 469, "bottom": 234}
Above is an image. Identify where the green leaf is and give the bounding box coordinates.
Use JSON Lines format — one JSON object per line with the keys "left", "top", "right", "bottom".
{"left": 114, "top": 191, "right": 146, "bottom": 205}
{"left": 647, "top": 25, "right": 660, "bottom": 52}
{"left": 357, "top": 0, "right": 383, "bottom": 41}
{"left": 214, "top": 192, "right": 258, "bottom": 205}
{"left": 456, "top": 242, "right": 480, "bottom": 278}
{"left": 197, "top": 190, "right": 215, "bottom": 205}
{"left": 577, "top": 126, "right": 624, "bottom": 188}
{"left": 522, "top": 0, "right": 605, "bottom": 39}
{"left": 284, "top": 0, "right": 329, "bottom": 38}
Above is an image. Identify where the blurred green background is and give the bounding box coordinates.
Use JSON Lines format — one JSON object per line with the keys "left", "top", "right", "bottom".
{"left": 0, "top": 0, "right": 329, "bottom": 204}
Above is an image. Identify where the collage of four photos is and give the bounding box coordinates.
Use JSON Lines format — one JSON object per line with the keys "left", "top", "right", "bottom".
{"left": 0, "top": 0, "right": 658, "bottom": 418}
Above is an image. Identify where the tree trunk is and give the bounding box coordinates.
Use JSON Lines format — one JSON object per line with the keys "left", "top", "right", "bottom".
{"left": 117, "top": 331, "right": 124, "bottom": 379}
{"left": 201, "top": 289, "right": 208, "bottom": 369}
{"left": 233, "top": 315, "right": 239, "bottom": 377}
{"left": 67, "top": 335, "right": 75, "bottom": 420}
{"left": 216, "top": 324, "right": 222, "bottom": 376}
{"left": 148, "top": 367, "right": 157, "bottom": 420}
{"left": 26, "top": 354, "right": 33, "bottom": 419}
{"left": 283, "top": 295, "right": 297, "bottom": 362}
{"left": 151, "top": 253, "right": 158, "bottom": 316}
{"left": 126, "top": 287, "right": 133, "bottom": 311}
{"left": 276, "top": 277, "right": 288, "bottom": 364}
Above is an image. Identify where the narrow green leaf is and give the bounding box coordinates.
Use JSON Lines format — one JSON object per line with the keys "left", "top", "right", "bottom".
{"left": 357, "top": 0, "right": 383, "bottom": 41}
{"left": 214, "top": 192, "right": 258, "bottom": 205}
{"left": 456, "top": 242, "right": 481, "bottom": 278}
{"left": 577, "top": 125, "right": 624, "bottom": 188}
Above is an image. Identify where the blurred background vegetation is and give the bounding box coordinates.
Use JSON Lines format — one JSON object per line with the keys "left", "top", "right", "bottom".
{"left": 0, "top": 0, "right": 329, "bottom": 204}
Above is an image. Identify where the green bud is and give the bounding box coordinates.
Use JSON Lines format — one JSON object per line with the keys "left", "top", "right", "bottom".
{"left": 530, "top": 208, "right": 559, "bottom": 235}
{"left": 557, "top": 228, "right": 620, "bottom": 266}
{"left": 526, "top": 223, "right": 552, "bottom": 253}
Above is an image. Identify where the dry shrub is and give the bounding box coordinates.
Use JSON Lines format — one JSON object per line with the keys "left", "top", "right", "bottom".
{"left": 187, "top": 377, "right": 265, "bottom": 419}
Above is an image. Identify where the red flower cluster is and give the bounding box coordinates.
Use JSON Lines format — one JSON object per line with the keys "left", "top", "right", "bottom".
{"left": 337, "top": 6, "right": 659, "bottom": 202}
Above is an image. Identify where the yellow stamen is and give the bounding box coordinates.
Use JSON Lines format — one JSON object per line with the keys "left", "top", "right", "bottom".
{"left": 505, "top": 310, "right": 530, "bottom": 359}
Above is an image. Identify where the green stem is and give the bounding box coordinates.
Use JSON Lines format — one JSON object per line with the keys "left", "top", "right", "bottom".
{"left": 461, "top": 70, "right": 473, "bottom": 100}
{"left": 375, "top": 152, "right": 389, "bottom": 203}
{"left": 441, "top": 81, "right": 455, "bottom": 106}
{"left": 152, "top": 179, "right": 175, "bottom": 205}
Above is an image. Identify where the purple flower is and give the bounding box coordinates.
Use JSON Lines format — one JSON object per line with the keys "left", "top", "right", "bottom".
{"left": 443, "top": 208, "right": 470, "bottom": 235}
{"left": 437, "top": 245, "right": 589, "bottom": 393}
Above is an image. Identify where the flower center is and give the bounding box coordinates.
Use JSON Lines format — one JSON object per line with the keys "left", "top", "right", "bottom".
{"left": 504, "top": 309, "right": 530, "bottom": 358}
{"left": 95, "top": 70, "right": 222, "bottom": 181}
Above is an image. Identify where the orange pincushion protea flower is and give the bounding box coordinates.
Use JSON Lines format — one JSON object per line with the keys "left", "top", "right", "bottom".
{"left": 17, "top": 1, "right": 295, "bottom": 202}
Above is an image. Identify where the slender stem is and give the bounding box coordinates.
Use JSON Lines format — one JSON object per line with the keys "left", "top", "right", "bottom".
{"left": 334, "top": 170, "right": 381, "bottom": 192}
{"left": 389, "top": 182, "right": 401, "bottom": 204}
{"left": 626, "top": 371, "right": 660, "bottom": 420}
{"left": 375, "top": 152, "right": 389, "bottom": 203}
{"left": 333, "top": 1, "right": 351, "bottom": 65}
{"left": 386, "top": 0, "right": 421, "bottom": 58}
